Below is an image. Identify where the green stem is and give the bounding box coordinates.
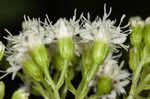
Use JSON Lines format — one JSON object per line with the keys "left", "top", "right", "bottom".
{"left": 136, "top": 74, "right": 150, "bottom": 94}
{"left": 88, "top": 93, "right": 101, "bottom": 99}
{"left": 32, "top": 81, "right": 49, "bottom": 99}
{"left": 44, "top": 68, "right": 60, "bottom": 99}
{"left": 41, "top": 80, "right": 53, "bottom": 98}
{"left": 65, "top": 74, "right": 77, "bottom": 95}
{"left": 77, "top": 81, "right": 89, "bottom": 99}
{"left": 127, "top": 61, "right": 144, "bottom": 99}
{"left": 61, "top": 85, "right": 68, "bottom": 99}
{"left": 87, "top": 63, "right": 99, "bottom": 82}
{"left": 56, "top": 59, "right": 69, "bottom": 90}
{"left": 76, "top": 64, "right": 98, "bottom": 99}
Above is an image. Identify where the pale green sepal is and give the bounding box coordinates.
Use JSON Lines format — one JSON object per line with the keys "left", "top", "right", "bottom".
{"left": 23, "top": 59, "right": 43, "bottom": 81}
{"left": 30, "top": 45, "right": 50, "bottom": 72}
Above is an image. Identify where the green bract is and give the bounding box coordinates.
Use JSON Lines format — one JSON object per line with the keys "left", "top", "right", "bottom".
{"left": 58, "top": 38, "right": 74, "bottom": 61}
{"left": 30, "top": 45, "right": 50, "bottom": 72}
{"left": 129, "top": 16, "right": 144, "bottom": 47}
{"left": 23, "top": 59, "right": 43, "bottom": 81}
{"left": 129, "top": 48, "right": 140, "bottom": 71}
{"left": 0, "top": 42, "right": 5, "bottom": 61}
{"left": 92, "top": 40, "right": 109, "bottom": 65}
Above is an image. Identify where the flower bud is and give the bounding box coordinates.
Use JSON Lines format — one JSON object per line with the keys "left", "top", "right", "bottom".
{"left": 0, "top": 81, "right": 5, "bottom": 99}
{"left": 58, "top": 38, "right": 74, "bottom": 61}
{"left": 129, "top": 48, "right": 140, "bottom": 71}
{"left": 92, "top": 40, "right": 109, "bottom": 65}
{"left": 11, "top": 89, "right": 29, "bottom": 99}
{"left": 0, "top": 42, "right": 5, "bottom": 61}
{"left": 129, "top": 16, "right": 144, "bottom": 47}
{"left": 97, "top": 77, "right": 113, "bottom": 95}
{"left": 23, "top": 59, "right": 43, "bottom": 81}
{"left": 144, "top": 17, "right": 150, "bottom": 46}
{"left": 141, "top": 45, "right": 150, "bottom": 67}
{"left": 30, "top": 45, "right": 50, "bottom": 71}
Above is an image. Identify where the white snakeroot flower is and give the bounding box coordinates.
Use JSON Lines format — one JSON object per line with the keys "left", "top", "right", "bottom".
{"left": 80, "top": 4, "right": 130, "bottom": 52}
{"left": 54, "top": 19, "right": 73, "bottom": 38}
{"left": 52, "top": 12, "right": 80, "bottom": 39}
{"left": 129, "top": 16, "right": 144, "bottom": 28}
{"left": 145, "top": 17, "right": 150, "bottom": 25}
{"left": 0, "top": 17, "right": 54, "bottom": 80}
{"left": 97, "top": 58, "right": 130, "bottom": 99}
{"left": 49, "top": 13, "right": 82, "bottom": 56}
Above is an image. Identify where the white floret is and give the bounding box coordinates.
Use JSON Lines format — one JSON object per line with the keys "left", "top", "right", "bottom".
{"left": 80, "top": 4, "right": 130, "bottom": 52}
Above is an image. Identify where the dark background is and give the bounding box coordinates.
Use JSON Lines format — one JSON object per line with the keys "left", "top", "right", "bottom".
{"left": 0, "top": 0, "right": 150, "bottom": 98}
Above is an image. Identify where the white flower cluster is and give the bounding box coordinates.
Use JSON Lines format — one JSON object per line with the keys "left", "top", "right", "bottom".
{"left": 0, "top": 5, "right": 130, "bottom": 98}
{"left": 1, "top": 14, "right": 81, "bottom": 79}
{"left": 3, "top": 17, "right": 55, "bottom": 79}
{"left": 80, "top": 4, "right": 130, "bottom": 52}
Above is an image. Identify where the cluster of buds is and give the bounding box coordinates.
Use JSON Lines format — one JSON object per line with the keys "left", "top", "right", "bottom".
{"left": 129, "top": 16, "right": 150, "bottom": 71}
{"left": 127, "top": 16, "right": 150, "bottom": 99}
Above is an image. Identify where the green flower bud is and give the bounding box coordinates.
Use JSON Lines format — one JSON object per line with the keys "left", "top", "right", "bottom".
{"left": 11, "top": 89, "right": 29, "bottom": 99}
{"left": 129, "top": 16, "right": 144, "bottom": 47}
{"left": 129, "top": 48, "right": 140, "bottom": 71}
{"left": 144, "top": 17, "right": 150, "bottom": 46}
{"left": 92, "top": 40, "right": 109, "bottom": 65}
{"left": 97, "top": 77, "right": 113, "bottom": 95}
{"left": 0, "top": 81, "right": 5, "bottom": 99}
{"left": 30, "top": 45, "right": 50, "bottom": 71}
{"left": 58, "top": 38, "right": 74, "bottom": 61}
{"left": 0, "top": 42, "right": 5, "bottom": 61}
{"left": 141, "top": 45, "right": 150, "bottom": 67}
{"left": 23, "top": 59, "right": 43, "bottom": 81}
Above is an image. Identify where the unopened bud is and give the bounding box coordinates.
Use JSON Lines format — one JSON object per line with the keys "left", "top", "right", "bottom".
{"left": 92, "top": 40, "right": 109, "bottom": 65}
{"left": 11, "top": 89, "right": 29, "bottom": 99}
{"left": 97, "top": 77, "right": 113, "bottom": 95}
{"left": 30, "top": 45, "right": 50, "bottom": 71}
{"left": 141, "top": 45, "right": 150, "bottom": 67}
{"left": 129, "top": 16, "right": 144, "bottom": 47}
{"left": 144, "top": 17, "right": 150, "bottom": 46}
{"left": 129, "top": 48, "right": 140, "bottom": 71}
{"left": 0, "top": 42, "right": 5, "bottom": 61}
{"left": 58, "top": 38, "right": 74, "bottom": 61}
{"left": 23, "top": 59, "right": 43, "bottom": 81}
{"left": 0, "top": 81, "right": 5, "bottom": 99}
